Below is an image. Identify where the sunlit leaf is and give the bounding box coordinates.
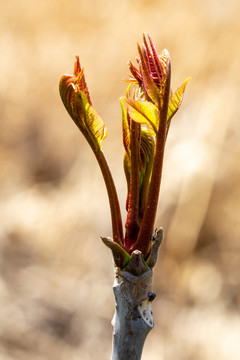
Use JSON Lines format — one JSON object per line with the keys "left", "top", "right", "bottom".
{"left": 125, "top": 84, "right": 132, "bottom": 99}
{"left": 59, "top": 71, "right": 107, "bottom": 150}
{"left": 123, "top": 98, "right": 159, "bottom": 134}
{"left": 167, "top": 77, "right": 191, "bottom": 122}
{"left": 80, "top": 91, "right": 107, "bottom": 145}
{"left": 64, "top": 88, "right": 106, "bottom": 149}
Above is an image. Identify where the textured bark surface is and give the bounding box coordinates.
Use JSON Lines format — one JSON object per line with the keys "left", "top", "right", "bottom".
{"left": 109, "top": 229, "right": 163, "bottom": 360}
{"left": 111, "top": 265, "right": 154, "bottom": 360}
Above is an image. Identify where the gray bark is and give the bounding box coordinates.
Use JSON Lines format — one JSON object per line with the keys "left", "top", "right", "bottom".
{"left": 107, "top": 228, "right": 163, "bottom": 360}
{"left": 111, "top": 265, "right": 154, "bottom": 360}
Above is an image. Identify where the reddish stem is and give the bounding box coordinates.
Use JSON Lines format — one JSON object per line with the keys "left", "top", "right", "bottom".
{"left": 132, "top": 59, "right": 171, "bottom": 257}
{"left": 88, "top": 142, "right": 123, "bottom": 246}
{"left": 124, "top": 120, "right": 141, "bottom": 252}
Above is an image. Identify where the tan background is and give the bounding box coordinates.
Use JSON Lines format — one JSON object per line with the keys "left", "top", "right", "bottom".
{"left": 0, "top": 0, "right": 240, "bottom": 359}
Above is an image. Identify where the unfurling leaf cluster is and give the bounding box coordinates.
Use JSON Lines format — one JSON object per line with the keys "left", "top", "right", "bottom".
{"left": 59, "top": 34, "right": 190, "bottom": 268}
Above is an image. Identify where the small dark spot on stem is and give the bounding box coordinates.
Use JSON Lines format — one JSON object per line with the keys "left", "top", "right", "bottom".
{"left": 148, "top": 292, "right": 156, "bottom": 302}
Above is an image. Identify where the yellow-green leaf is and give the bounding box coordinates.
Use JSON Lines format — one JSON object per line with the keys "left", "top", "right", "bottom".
{"left": 84, "top": 97, "right": 107, "bottom": 144}
{"left": 120, "top": 97, "right": 130, "bottom": 157}
{"left": 140, "top": 128, "right": 155, "bottom": 170}
{"left": 167, "top": 77, "right": 190, "bottom": 122}
{"left": 73, "top": 91, "right": 107, "bottom": 148}
{"left": 123, "top": 98, "right": 159, "bottom": 134}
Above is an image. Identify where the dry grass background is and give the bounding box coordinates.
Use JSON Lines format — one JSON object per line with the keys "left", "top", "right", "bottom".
{"left": 0, "top": 0, "right": 240, "bottom": 359}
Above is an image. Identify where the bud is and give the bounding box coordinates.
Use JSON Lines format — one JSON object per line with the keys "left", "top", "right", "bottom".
{"left": 59, "top": 56, "right": 107, "bottom": 150}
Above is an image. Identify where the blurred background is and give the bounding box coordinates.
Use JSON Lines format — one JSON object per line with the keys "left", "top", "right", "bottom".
{"left": 0, "top": 0, "right": 240, "bottom": 359}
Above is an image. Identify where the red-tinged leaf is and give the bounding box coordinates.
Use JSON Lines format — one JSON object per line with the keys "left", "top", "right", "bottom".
{"left": 146, "top": 35, "right": 165, "bottom": 86}
{"left": 60, "top": 58, "right": 123, "bottom": 246}
{"left": 123, "top": 98, "right": 159, "bottom": 134}
{"left": 59, "top": 75, "right": 76, "bottom": 121}
{"left": 59, "top": 63, "right": 106, "bottom": 149}
{"left": 167, "top": 77, "right": 191, "bottom": 122}
{"left": 128, "top": 61, "right": 142, "bottom": 85}
{"left": 138, "top": 44, "right": 161, "bottom": 104}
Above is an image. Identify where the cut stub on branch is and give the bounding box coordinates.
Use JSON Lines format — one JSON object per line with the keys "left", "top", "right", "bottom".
{"left": 101, "top": 237, "right": 131, "bottom": 268}
{"left": 102, "top": 228, "right": 163, "bottom": 271}
{"left": 146, "top": 227, "right": 164, "bottom": 268}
